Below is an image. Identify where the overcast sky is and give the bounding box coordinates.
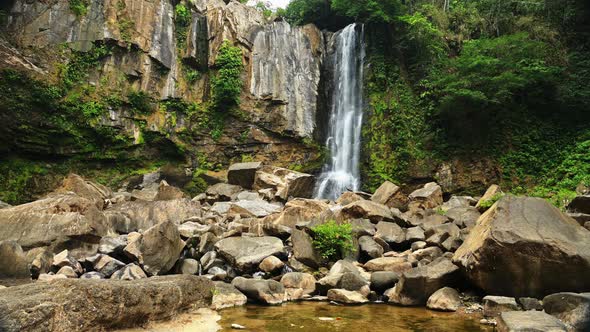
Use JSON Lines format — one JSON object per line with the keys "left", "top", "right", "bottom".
{"left": 247, "top": 0, "right": 290, "bottom": 9}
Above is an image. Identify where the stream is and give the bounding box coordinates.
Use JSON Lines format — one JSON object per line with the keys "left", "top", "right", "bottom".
{"left": 129, "top": 303, "right": 493, "bottom": 332}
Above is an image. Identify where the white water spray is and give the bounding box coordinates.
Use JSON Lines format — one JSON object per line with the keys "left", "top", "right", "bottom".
{"left": 315, "top": 24, "right": 365, "bottom": 200}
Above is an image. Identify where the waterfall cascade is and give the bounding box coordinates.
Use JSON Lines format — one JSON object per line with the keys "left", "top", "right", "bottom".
{"left": 315, "top": 23, "right": 366, "bottom": 200}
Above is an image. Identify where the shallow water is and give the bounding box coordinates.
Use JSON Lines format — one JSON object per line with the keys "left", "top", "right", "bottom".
{"left": 133, "top": 303, "right": 493, "bottom": 332}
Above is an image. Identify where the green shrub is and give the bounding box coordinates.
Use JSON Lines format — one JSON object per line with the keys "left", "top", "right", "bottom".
{"left": 69, "top": 0, "right": 89, "bottom": 17}
{"left": 127, "top": 90, "right": 153, "bottom": 114}
{"left": 311, "top": 220, "right": 354, "bottom": 261}
{"left": 211, "top": 41, "right": 243, "bottom": 111}
{"left": 175, "top": 3, "right": 191, "bottom": 49}
{"left": 478, "top": 193, "right": 505, "bottom": 210}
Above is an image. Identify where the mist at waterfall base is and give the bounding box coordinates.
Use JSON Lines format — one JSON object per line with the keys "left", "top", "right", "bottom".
{"left": 315, "top": 24, "right": 366, "bottom": 200}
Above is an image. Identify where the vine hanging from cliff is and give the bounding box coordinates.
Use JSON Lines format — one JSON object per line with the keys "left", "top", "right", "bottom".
{"left": 211, "top": 41, "right": 244, "bottom": 111}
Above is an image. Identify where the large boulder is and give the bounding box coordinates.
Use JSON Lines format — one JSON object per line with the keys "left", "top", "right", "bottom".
{"left": 153, "top": 181, "right": 187, "bottom": 201}
{"left": 263, "top": 198, "right": 329, "bottom": 229}
{"left": 0, "top": 275, "right": 212, "bottom": 331}
{"left": 291, "top": 230, "right": 323, "bottom": 268}
{"left": 375, "top": 222, "right": 405, "bottom": 246}
{"left": 228, "top": 200, "right": 282, "bottom": 218}
{"left": 231, "top": 277, "right": 285, "bottom": 305}
{"left": 0, "top": 241, "right": 30, "bottom": 279}
{"left": 340, "top": 200, "right": 396, "bottom": 224}
{"left": 280, "top": 272, "right": 316, "bottom": 295}
{"left": 253, "top": 166, "right": 315, "bottom": 200}
{"left": 0, "top": 194, "right": 109, "bottom": 251}
{"left": 497, "top": 311, "right": 567, "bottom": 332}
{"left": 483, "top": 296, "right": 521, "bottom": 317}
{"left": 228, "top": 162, "right": 263, "bottom": 189}
{"left": 426, "top": 287, "right": 461, "bottom": 312}
{"left": 387, "top": 258, "right": 460, "bottom": 306}
{"left": 568, "top": 195, "right": 590, "bottom": 214}
{"left": 52, "top": 174, "right": 111, "bottom": 210}
{"left": 543, "top": 292, "right": 590, "bottom": 331}
{"left": 327, "top": 289, "right": 368, "bottom": 304}
{"left": 105, "top": 199, "right": 201, "bottom": 233}
{"left": 206, "top": 183, "right": 242, "bottom": 202}
{"left": 211, "top": 281, "right": 248, "bottom": 310}
{"left": 214, "top": 236, "right": 284, "bottom": 273}
{"left": 363, "top": 257, "right": 412, "bottom": 273}
{"left": 124, "top": 221, "right": 185, "bottom": 276}
{"left": 453, "top": 196, "right": 590, "bottom": 298}
{"left": 371, "top": 181, "right": 408, "bottom": 209}
{"left": 408, "top": 182, "right": 443, "bottom": 211}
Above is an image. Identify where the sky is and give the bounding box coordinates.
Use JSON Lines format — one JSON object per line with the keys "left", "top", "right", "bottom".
{"left": 247, "top": 0, "right": 290, "bottom": 9}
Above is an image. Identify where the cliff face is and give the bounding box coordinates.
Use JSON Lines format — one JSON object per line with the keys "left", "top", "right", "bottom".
{"left": 0, "top": 0, "right": 325, "bottom": 172}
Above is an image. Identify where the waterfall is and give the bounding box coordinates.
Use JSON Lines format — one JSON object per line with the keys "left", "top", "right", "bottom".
{"left": 315, "top": 23, "right": 365, "bottom": 200}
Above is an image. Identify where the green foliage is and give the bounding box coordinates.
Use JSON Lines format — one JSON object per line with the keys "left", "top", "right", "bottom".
{"left": 211, "top": 41, "right": 243, "bottom": 111}
{"left": 69, "top": 0, "right": 89, "bottom": 17}
{"left": 127, "top": 90, "right": 153, "bottom": 114}
{"left": 311, "top": 220, "right": 354, "bottom": 261}
{"left": 478, "top": 193, "right": 504, "bottom": 210}
{"left": 255, "top": 2, "right": 273, "bottom": 18}
{"left": 59, "top": 44, "right": 112, "bottom": 89}
{"left": 284, "top": 0, "right": 332, "bottom": 26}
{"left": 175, "top": 3, "right": 191, "bottom": 50}
{"left": 331, "top": 0, "right": 401, "bottom": 23}
{"left": 0, "top": 159, "right": 49, "bottom": 205}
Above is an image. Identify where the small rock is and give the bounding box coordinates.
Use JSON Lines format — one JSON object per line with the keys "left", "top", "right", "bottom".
{"left": 211, "top": 281, "right": 248, "bottom": 310}
{"left": 426, "top": 287, "right": 461, "bottom": 312}
{"left": 259, "top": 256, "right": 285, "bottom": 273}
{"left": 208, "top": 266, "right": 228, "bottom": 281}
{"left": 110, "top": 263, "right": 147, "bottom": 280}
{"left": 280, "top": 272, "right": 316, "bottom": 295}
{"left": 52, "top": 250, "right": 83, "bottom": 274}
{"left": 483, "top": 296, "right": 520, "bottom": 318}
{"left": 364, "top": 257, "right": 412, "bottom": 273}
{"left": 231, "top": 323, "right": 246, "bottom": 330}
{"left": 231, "top": 277, "right": 285, "bottom": 305}
{"left": 56, "top": 266, "right": 78, "bottom": 278}
{"left": 327, "top": 289, "right": 368, "bottom": 304}
{"left": 80, "top": 272, "right": 104, "bottom": 279}
{"left": 370, "top": 271, "right": 400, "bottom": 293}
{"left": 38, "top": 273, "right": 68, "bottom": 281}
{"left": 497, "top": 311, "right": 566, "bottom": 332}
{"left": 518, "top": 297, "right": 543, "bottom": 311}
{"left": 177, "top": 258, "right": 200, "bottom": 275}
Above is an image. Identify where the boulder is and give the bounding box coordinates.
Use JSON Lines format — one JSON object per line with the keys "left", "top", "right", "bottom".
{"left": 228, "top": 200, "right": 282, "bottom": 218}
{"left": 123, "top": 221, "right": 185, "bottom": 275}
{"left": 93, "top": 254, "right": 125, "bottom": 277}
{"left": 0, "top": 200, "right": 11, "bottom": 209}
{"left": 80, "top": 272, "right": 104, "bottom": 280}
{"left": 453, "top": 196, "right": 590, "bottom": 298}
{"left": 0, "top": 275, "right": 212, "bottom": 331}
{"left": 211, "top": 281, "right": 248, "bottom": 310}
{"left": 441, "top": 196, "right": 477, "bottom": 211}
{"left": 568, "top": 195, "right": 590, "bottom": 214}
{"left": 340, "top": 200, "right": 396, "bottom": 224}
{"left": 253, "top": 166, "right": 315, "bottom": 200}
{"left": 105, "top": 199, "right": 201, "bottom": 233}
{"left": 543, "top": 292, "right": 590, "bottom": 331}
{"left": 370, "top": 271, "right": 400, "bottom": 293}
{"left": 518, "top": 297, "right": 543, "bottom": 311}
{"left": 387, "top": 258, "right": 460, "bottom": 306}
{"left": 231, "top": 277, "right": 285, "bottom": 305}
{"left": 51, "top": 250, "right": 83, "bottom": 275}
{"left": 327, "top": 289, "right": 368, "bottom": 304}
{"left": 154, "top": 181, "right": 187, "bottom": 201}
{"left": 176, "top": 258, "right": 200, "bottom": 275}
{"left": 338, "top": 272, "right": 369, "bottom": 294}
{"left": 110, "top": 263, "right": 147, "bottom": 280}
{"left": 364, "top": 257, "right": 412, "bottom": 273}
{"left": 497, "top": 311, "right": 567, "bottom": 332}
{"left": 426, "top": 287, "right": 461, "bottom": 311}
{"left": 52, "top": 174, "right": 111, "bottom": 209}
{"left": 98, "top": 235, "right": 127, "bottom": 256}
{"left": 215, "top": 236, "right": 284, "bottom": 273}
{"left": 0, "top": 241, "right": 30, "bottom": 279}
{"left": 259, "top": 256, "right": 284, "bottom": 273}
{"left": 291, "top": 230, "right": 322, "bottom": 268}
{"left": 0, "top": 194, "right": 109, "bottom": 251}
{"left": 358, "top": 236, "right": 383, "bottom": 260}
{"left": 405, "top": 226, "right": 425, "bottom": 242}
{"left": 177, "top": 222, "right": 210, "bottom": 238}
{"left": 375, "top": 222, "right": 405, "bottom": 245}
{"left": 228, "top": 162, "right": 263, "bottom": 189}
{"left": 483, "top": 296, "right": 520, "bottom": 317}
{"left": 371, "top": 181, "right": 408, "bottom": 209}
{"left": 264, "top": 198, "right": 329, "bottom": 229}
{"left": 280, "top": 272, "right": 316, "bottom": 295}
{"left": 408, "top": 182, "right": 443, "bottom": 211}
{"left": 336, "top": 192, "right": 366, "bottom": 206}
{"left": 56, "top": 266, "right": 78, "bottom": 278}
{"left": 446, "top": 207, "right": 481, "bottom": 229}
{"left": 206, "top": 183, "right": 243, "bottom": 202}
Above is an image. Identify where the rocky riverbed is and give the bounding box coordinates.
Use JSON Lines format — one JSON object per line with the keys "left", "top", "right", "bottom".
{"left": 1, "top": 162, "right": 590, "bottom": 331}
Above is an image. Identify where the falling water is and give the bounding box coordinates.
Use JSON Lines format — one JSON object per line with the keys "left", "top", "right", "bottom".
{"left": 315, "top": 23, "right": 365, "bottom": 200}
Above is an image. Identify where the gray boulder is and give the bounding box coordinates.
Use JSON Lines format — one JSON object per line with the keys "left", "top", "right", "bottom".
{"left": 370, "top": 271, "right": 400, "bottom": 293}
{"left": 388, "top": 258, "right": 459, "bottom": 306}
{"left": 280, "top": 272, "right": 316, "bottom": 295}
{"left": 228, "top": 162, "right": 262, "bottom": 189}
{"left": 110, "top": 263, "right": 147, "bottom": 280}
{"left": 375, "top": 222, "right": 405, "bottom": 245}
{"left": 453, "top": 196, "right": 590, "bottom": 298}
{"left": 0, "top": 241, "right": 30, "bottom": 279}
{"left": 215, "top": 236, "right": 284, "bottom": 273}
{"left": 327, "top": 289, "right": 368, "bottom": 304}
{"left": 358, "top": 235, "right": 383, "bottom": 260}
{"left": 253, "top": 166, "right": 315, "bottom": 200}
{"left": 124, "top": 221, "right": 185, "bottom": 275}
{"left": 0, "top": 275, "right": 212, "bottom": 331}
{"left": 211, "top": 281, "right": 248, "bottom": 310}
{"left": 176, "top": 258, "right": 200, "bottom": 275}
{"left": 291, "top": 230, "right": 322, "bottom": 268}
{"left": 483, "top": 296, "right": 521, "bottom": 318}
{"left": 340, "top": 200, "right": 396, "bottom": 224}
{"left": 408, "top": 182, "right": 443, "bottom": 211}
{"left": 206, "top": 183, "right": 243, "bottom": 202}
{"left": 497, "top": 311, "right": 567, "bottom": 332}
{"left": 371, "top": 181, "right": 408, "bottom": 209}
{"left": 231, "top": 276, "right": 285, "bottom": 305}
{"left": 427, "top": 287, "right": 461, "bottom": 311}
{"left": 543, "top": 292, "right": 590, "bottom": 331}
